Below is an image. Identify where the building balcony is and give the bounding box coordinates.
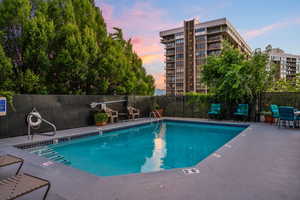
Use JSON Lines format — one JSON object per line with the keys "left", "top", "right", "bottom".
{"left": 207, "top": 46, "right": 221, "bottom": 51}
{"left": 165, "top": 51, "right": 175, "bottom": 56}
{"left": 161, "top": 38, "right": 175, "bottom": 44}
{"left": 207, "top": 38, "right": 222, "bottom": 43}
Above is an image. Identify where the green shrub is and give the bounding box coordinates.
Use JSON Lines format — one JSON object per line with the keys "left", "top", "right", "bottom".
{"left": 94, "top": 113, "right": 108, "bottom": 123}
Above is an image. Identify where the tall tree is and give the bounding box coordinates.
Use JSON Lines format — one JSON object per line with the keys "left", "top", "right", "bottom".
{"left": 202, "top": 41, "right": 271, "bottom": 104}
{"left": 0, "top": 0, "right": 155, "bottom": 95}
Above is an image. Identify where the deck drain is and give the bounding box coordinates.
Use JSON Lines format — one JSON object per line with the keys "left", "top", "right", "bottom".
{"left": 213, "top": 153, "right": 222, "bottom": 158}
{"left": 182, "top": 168, "right": 200, "bottom": 175}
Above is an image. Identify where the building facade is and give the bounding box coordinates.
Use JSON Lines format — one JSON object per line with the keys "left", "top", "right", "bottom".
{"left": 160, "top": 18, "right": 251, "bottom": 95}
{"left": 265, "top": 46, "right": 300, "bottom": 80}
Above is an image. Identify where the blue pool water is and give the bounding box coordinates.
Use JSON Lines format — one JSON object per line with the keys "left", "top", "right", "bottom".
{"left": 46, "top": 121, "right": 245, "bottom": 176}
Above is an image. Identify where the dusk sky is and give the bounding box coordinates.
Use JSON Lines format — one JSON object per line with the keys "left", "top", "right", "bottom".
{"left": 96, "top": 0, "right": 300, "bottom": 89}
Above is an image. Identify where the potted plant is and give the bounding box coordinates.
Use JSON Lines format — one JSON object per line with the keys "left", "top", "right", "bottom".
{"left": 260, "top": 111, "right": 273, "bottom": 123}
{"left": 94, "top": 112, "right": 108, "bottom": 126}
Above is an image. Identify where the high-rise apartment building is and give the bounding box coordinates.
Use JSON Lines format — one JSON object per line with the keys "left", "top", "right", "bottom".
{"left": 160, "top": 18, "right": 251, "bottom": 95}
{"left": 265, "top": 45, "right": 300, "bottom": 80}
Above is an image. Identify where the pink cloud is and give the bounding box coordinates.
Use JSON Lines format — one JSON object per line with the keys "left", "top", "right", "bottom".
{"left": 244, "top": 17, "right": 300, "bottom": 40}
{"left": 96, "top": 1, "right": 178, "bottom": 88}
{"left": 153, "top": 73, "right": 166, "bottom": 90}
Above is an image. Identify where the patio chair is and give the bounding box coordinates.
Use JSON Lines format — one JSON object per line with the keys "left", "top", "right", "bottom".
{"left": 278, "top": 106, "right": 297, "bottom": 128}
{"left": 233, "top": 104, "right": 249, "bottom": 120}
{"left": 0, "top": 173, "right": 51, "bottom": 200}
{"left": 208, "top": 104, "right": 221, "bottom": 118}
{"left": 104, "top": 107, "right": 118, "bottom": 123}
{"left": 0, "top": 154, "right": 24, "bottom": 175}
{"left": 127, "top": 106, "right": 140, "bottom": 120}
{"left": 270, "top": 104, "right": 280, "bottom": 125}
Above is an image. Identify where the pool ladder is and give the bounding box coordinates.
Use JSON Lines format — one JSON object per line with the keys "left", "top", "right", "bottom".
{"left": 149, "top": 111, "right": 161, "bottom": 123}
{"left": 29, "top": 147, "right": 71, "bottom": 165}
{"left": 27, "top": 108, "right": 57, "bottom": 140}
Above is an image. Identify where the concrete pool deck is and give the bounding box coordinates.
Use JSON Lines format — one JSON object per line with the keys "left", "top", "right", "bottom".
{"left": 0, "top": 117, "right": 300, "bottom": 200}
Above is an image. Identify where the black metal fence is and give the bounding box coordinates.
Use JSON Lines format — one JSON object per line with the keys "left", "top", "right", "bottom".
{"left": 0, "top": 95, "right": 127, "bottom": 138}
{"left": 1, "top": 93, "right": 300, "bottom": 138}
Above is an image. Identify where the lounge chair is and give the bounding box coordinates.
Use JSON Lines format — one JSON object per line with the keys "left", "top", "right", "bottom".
{"left": 270, "top": 104, "right": 280, "bottom": 125}
{"left": 233, "top": 104, "right": 249, "bottom": 120}
{"left": 0, "top": 173, "right": 51, "bottom": 200}
{"left": 0, "top": 154, "right": 24, "bottom": 175}
{"left": 127, "top": 106, "right": 140, "bottom": 120}
{"left": 208, "top": 104, "right": 221, "bottom": 117}
{"left": 104, "top": 107, "right": 118, "bottom": 123}
{"left": 278, "top": 106, "right": 297, "bottom": 128}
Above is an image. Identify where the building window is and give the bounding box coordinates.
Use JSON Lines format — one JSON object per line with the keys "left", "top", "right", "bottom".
{"left": 195, "top": 51, "right": 206, "bottom": 57}
{"left": 208, "top": 50, "right": 221, "bottom": 55}
{"left": 195, "top": 28, "right": 205, "bottom": 33}
{"left": 175, "top": 39, "right": 184, "bottom": 44}
{"left": 176, "top": 46, "right": 184, "bottom": 51}
{"left": 208, "top": 43, "right": 221, "bottom": 49}
{"left": 195, "top": 43, "right": 205, "bottom": 49}
{"left": 166, "top": 43, "right": 175, "bottom": 48}
{"left": 195, "top": 35, "right": 205, "bottom": 41}
{"left": 176, "top": 61, "right": 184, "bottom": 66}
{"left": 175, "top": 32, "right": 184, "bottom": 36}
{"left": 207, "top": 26, "right": 221, "bottom": 33}
{"left": 176, "top": 54, "right": 184, "bottom": 59}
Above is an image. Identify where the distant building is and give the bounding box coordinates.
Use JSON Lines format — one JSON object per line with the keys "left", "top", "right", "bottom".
{"left": 160, "top": 18, "right": 251, "bottom": 95}
{"left": 265, "top": 45, "right": 300, "bottom": 80}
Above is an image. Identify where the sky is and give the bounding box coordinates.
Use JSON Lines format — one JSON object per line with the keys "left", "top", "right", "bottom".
{"left": 95, "top": 0, "right": 300, "bottom": 89}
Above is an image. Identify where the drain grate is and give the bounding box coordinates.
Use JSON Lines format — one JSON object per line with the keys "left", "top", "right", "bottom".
{"left": 182, "top": 168, "right": 200, "bottom": 175}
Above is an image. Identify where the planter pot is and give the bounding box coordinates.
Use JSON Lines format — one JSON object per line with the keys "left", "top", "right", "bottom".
{"left": 264, "top": 115, "right": 274, "bottom": 123}
{"left": 96, "top": 121, "right": 107, "bottom": 126}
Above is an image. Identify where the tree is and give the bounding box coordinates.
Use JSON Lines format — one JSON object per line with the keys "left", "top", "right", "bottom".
{"left": 268, "top": 74, "right": 300, "bottom": 92}
{"left": 0, "top": 0, "right": 155, "bottom": 95}
{"left": 201, "top": 41, "right": 271, "bottom": 105}
{"left": 0, "top": 43, "right": 14, "bottom": 91}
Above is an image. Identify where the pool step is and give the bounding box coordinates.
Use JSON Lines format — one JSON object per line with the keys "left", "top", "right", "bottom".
{"left": 28, "top": 146, "right": 71, "bottom": 165}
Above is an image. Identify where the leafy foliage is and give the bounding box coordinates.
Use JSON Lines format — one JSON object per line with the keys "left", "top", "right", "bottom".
{"left": 268, "top": 74, "right": 300, "bottom": 92}
{"left": 201, "top": 41, "right": 271, "bottom": 104}
{"left": 0, "top": 0, "right": 154, "bottom": 96}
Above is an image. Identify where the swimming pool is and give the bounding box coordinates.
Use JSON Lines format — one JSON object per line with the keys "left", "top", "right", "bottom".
{"left": 29, "top": 121, "right": 246, "bottom": 176}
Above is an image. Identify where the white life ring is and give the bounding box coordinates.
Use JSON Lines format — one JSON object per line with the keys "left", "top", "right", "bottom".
{"left": 27, "top": 112, "right": 42, "bottom": 127}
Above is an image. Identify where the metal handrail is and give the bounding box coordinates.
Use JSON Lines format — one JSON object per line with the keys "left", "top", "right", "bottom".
{"left": 27, "top": 113, "right": 56, "bottom": 140}
{"left": 90, "top": 100, "right": 127, "bottom": 108}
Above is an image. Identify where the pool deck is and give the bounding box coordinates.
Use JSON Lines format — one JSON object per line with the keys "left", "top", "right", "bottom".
{"left": 0, "top": 117, "right": 300, "bottom": 200}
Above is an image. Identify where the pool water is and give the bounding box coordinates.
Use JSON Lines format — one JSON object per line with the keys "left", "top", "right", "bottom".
{"left": 47, "top": 121, "right": 245, "bottom": 176}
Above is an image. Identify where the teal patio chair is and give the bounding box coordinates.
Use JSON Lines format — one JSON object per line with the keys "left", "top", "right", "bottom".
{"left": 270, "top": 104, "right": 279, "bottom": 125}
{"left": 208, "top": 104, "right": 221, "bottom": 117}
{"left": 234, "top": 104, "right": 249, "bottom": 120}
{"left": 278, "top": 106, "right": 298, "bottom": 128}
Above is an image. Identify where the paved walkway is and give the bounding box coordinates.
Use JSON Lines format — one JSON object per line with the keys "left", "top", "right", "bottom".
{"left": 1, "top": 118, "right": 300, "bottom": 200}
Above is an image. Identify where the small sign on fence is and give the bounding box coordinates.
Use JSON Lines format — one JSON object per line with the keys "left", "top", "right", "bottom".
{"left": 0, "top": 97, "right": 7, "bottom": 116}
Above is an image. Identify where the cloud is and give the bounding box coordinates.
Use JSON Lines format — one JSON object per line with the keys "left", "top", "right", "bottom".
{"left": 244, "top": 17, "right": 300, "bottom": 40}
{"left": 140, "top": 54, "right": 164, "bottom": 65}
{"left": 96, "top": 1, "right": 178, "bottom": 89}
{"left": 153, "top": 73, "right": 165, "bottom": 90}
